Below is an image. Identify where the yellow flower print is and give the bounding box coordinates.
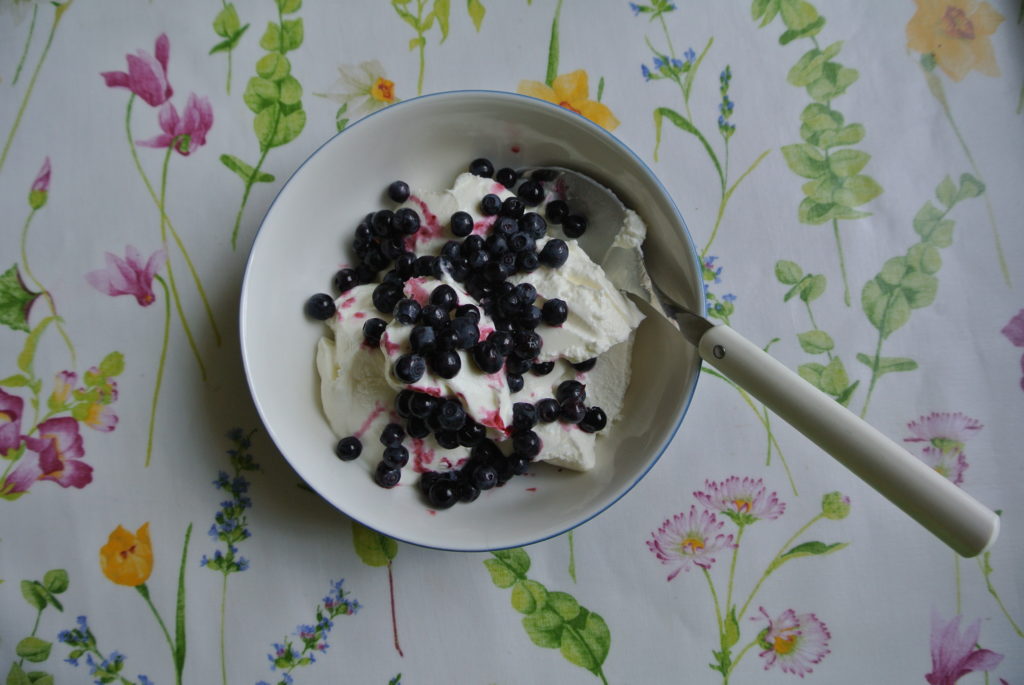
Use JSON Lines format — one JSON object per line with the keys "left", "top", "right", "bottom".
{"left": 906, "top": 0, "right": 1004, "bottom": 81}
{"left": 517, "top": 70, "right": 620, "bottom": 131}
{"left": 100, "top": 522, "right": 153, "bottom": 586}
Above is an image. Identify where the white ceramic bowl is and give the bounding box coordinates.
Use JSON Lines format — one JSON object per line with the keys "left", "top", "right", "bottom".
{"left": 240, "top": 90, "right": 705, "bottom": 551}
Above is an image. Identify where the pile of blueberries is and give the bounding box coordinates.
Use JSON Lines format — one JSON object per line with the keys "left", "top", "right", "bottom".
{"left": 305, "top": 158, "right": 608, "bottom": 509}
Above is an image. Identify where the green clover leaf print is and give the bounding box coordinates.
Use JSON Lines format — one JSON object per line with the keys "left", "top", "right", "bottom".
{"left": 485, "top": 547, "right": 612, "bottom": 683}
{"left": 210, "top": 1, "right": 250, "bottom": 94}
{"left": 225, "top": 0, "right": 306, "bottom": 249}
{"left": 4, "top": 568, "right": 69, "bottom": 685}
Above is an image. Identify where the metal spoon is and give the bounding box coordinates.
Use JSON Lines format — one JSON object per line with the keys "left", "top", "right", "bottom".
{"left": 521, "top": 166, "right": 999, "bottom": 558}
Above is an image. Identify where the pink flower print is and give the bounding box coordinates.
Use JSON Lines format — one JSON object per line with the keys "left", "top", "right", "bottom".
{"left": 904, "top": 412, "right": 982, "bottom": 485}
{"left": 0, "top": 389, "right": 24, "bottom": 456}
{"left": 918, "top": 445, "right": 969, "bottom": 485}
{"left": 28, "top": 156, "right": 50, "bottom": 209}
{"left": 1001, "top": 309, "right": 1024, "bottom": 391}
{"left": 138, "top": 93, "right": 214, "bottom": 156}
{"left": 49, "top": 371, "right": 77, "bottom": 408}
{"left": 754, "top": 607, "right": 831, "bottom": 677}
{"left": 82, "top": 403, "right": 117, "bottom": 433}
{"left": 693, "top": 476, "right": 786, "bottom": 526}
{"left": 86, "top": 246, "right": 166, "bottom": 307}
{"left": 101, "top": 33, "right": 173, "bottom": 107}
{"left": 647, "top": 505, "right": 735, "bottom": 580}
{"left": 23, "top": 417, "right": 92, "bottom": 489}
{"left": 926, "top": 612, "right": 1003, "bottom": 685}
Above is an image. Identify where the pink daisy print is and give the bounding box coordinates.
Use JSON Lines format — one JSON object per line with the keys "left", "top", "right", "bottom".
{"left": 754, "top": 606, "right": 831, "bottom": 677}
{"left": 647, "top": 505, "right": 735, "bottom": 580}
{"left": 904, "top": 412, "right": 982, "bottom": 485}
{"left": 693, "top": 476, "right": 786, "bottom": 526}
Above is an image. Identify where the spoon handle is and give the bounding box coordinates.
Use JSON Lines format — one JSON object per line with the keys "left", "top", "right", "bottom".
{"left": 697, "top": 323, "right": 999, "bottom": 558}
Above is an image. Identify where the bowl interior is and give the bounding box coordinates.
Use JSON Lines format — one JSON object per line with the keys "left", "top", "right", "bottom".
{"left": 240, "top": 91, "right": 704, "bottom": 551}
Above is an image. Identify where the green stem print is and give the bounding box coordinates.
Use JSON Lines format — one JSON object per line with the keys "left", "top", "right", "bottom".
{"left": 146, "top": 275, "right": 171, "bottom": 468}
{"left": 6, "top": 569, "right": 69, "bottom": 685}
{"left": 123, "top": 94, "right": 223, "bottom": 353}
{"left": 202, "top": 428, "right": 261, "bottom": 685}
{"left": 751, "top": 0, "right": 882, "bottom": 308}
{"left": 771, "top": 174, "right": 983, "bottom": 420}
{"left": 20, "top": 199, "right": 75, "bottom": 366}
{"left": 0, "top": 1, "right": 74, "bottom": 176}
{"left": 351, "top": 521, "right": 404, "bottom": 656}
{"left": 484, "top": 547, "right": 612, "bottom": 683}
{"left": 11, "top": 3, "right": 39, "bottom": 86}
{"left": 647, "top": 484, "right": 849, "bottom": 681}
{"left": 979, "top": 550, "right": 1024, "bottom": 639}
{"left": 210, "top": 1, "right": 250, "bottom": 95}
{"left": 224, "top": 0, "right": 306, "bottom": 249}
{"left": 391, "top": 0, "right": 451, "bottom": 96}
{"left": 916, "top": 57, "right": 1010, "bottom": 287}
{"left": 134, "top": 523, "right": 192, "bottom": 685}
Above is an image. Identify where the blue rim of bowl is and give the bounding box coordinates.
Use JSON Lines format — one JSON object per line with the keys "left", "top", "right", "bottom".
{"left": 240, "top": 89, "right": 707, "bottom": 552}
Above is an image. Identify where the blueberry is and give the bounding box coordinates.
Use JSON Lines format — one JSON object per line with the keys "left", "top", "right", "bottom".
{"left": 481, "top": 193, "right": 502, "bottom": 216}
{"left": 355, "top": 221, "right": 372, "bottom": 241}
{"left": 505, "top": 355, "right": 532, "bottom": 375}
{"left": 514, "top": 283, "right": 537, "bottom": 305}
{"left": 409, "top": 392, "right": 438, "bottom": 418}
{"left": 396, "top": 389, "right": 414, "bottom": 417}
{"left": 556, "top": 380, "right": 586, "bottom": 404}
{"left": 579, "top": 406, "right": 608, "bottom": 433}
{"left": 380, "top": 422, "right": 405, "bottom": 447}
{"left": 531, "top": 361, "right": 555, "bottom": 376}
{"left": 383, "top": 269, "right": 405, "bottom": 287}
{"left": 517, "top": 251, "right": 540, "bottom": 273}
{"left": 380, "top": 238, "right": 405, "bottom": 261}
{"left": 497, "top": 281, "right": 515, "bottom": 298}
{"left": 542, "top": 298, "right": 568, "bottom": 326}
{"left": 388, "top": 180, "right": 410, "bottom": 203}
{"left": 469, "top": 157, "right": 494, "bottom": 178}
{"left": 472, "top": 438, "right": 503, "bottom": 464}
{"left": 355, "top": 263, "right": 378, "bottom": 284}
{"left": 482, "top": 260, "right": 509, "bottom": 284}
{"left": 467, "top": 250, "right": 490, "bottom": 270}
{"left": 431, "top": 350, "right": 461, "bottom": 379}
{"left": 450, "top": 211, "right": 474, "bottom": 237}
{"left": 472, "top": 341, "right": 503, "bottom": 373}
{"left": 305, "top": 293, "right": 336, "bottom": 320}
{"left": 450, "top": 316, "right": 480, "bottom": 349}
{"left": 485, "top": 234, "right": 509, "bottom": 256}
{"left": 435, "top": 430, "right": 460, "bottom": 450}
{"left": 448, "top": 258, "right": 470, "bottom": 282}
{"left": 506, "top": 372, "right": 524, "bottom": 393}
{"left": 513, "top": 402, "right": 537, "bottom": 431}
{"left": 457, "top": 420, "right": 486, "bottom": 447}
{"left": 545, "top": 199, "right": 569, "bottom": 224}
{"left": 494, "top": 216, "right": 518, "bottom": 238}
{"left": 508, "top": 455, "right": 530, "bottom": 475}
{"left": 536, "top": 398, "right": 560, "bottom": 422}
{"left": 562, "top": 214, "right": 588, "bottom": 239}
{"left": 494, "top": 457, "right": 516, "bottom": 484}
{"left": 539, "top": 239, "right": 569, "bottom": 267}
{"left": 560, "top": 399, "right": 586, "bottom": 424}
{"left": 513, "top": 331, "right": 543, "bottom": 359}
{"left": 372, "top": 210, "right": 394, "bottom": 237}
{"left": 571, "top": 357, "right": 597, "bottom": 372}
{"left": 429, "top": 284, "right": 458, "bottom": 311}
{"left": 414, "top": 255, "right": 435, "bottom": 277}
{"left": 394, "top": 354, "right": 426, "bottom": 383}
{"left": 393, "top": 298, "right": 421, "bottom": 325}
{"left": 363, "top": 247, "right": 390, "bottom": 272}
{"left": 517, "top": 306, "right": 541, "bottom": 330}
{"left": 410, "top": 324, "right": 437, "bottom": 354}
{"left": 499, "top": 252, "right": 518, "bottom": 273}
{"left": 509, "top": 232, "right": 535, "bottom": 253}
{"left": 488, "top": 330, "right": 514, "bottom": 357}
{"left": 457, "top": 481, "right": 481, "bottom": 503}
{"left": 463, "top": 234, "right": 485, "bottom": 254}
{"left": 418, "top": 470, "right": 445, "bottom": 495}
{"left": 455, "top": 303, "right": 480, "bottom": 323}
{"left": 512, "top": 430, "right": 542, "bottom": 458}
{"left": 424, "top": 480, "right": 456, "bottom": 509}
{"left": 406, "top": 416, "right": 430, "bottom": 439}
{"left": 362, "top": 317, "right": 387, "bottom": 346}
{"left": 519, "top": 212, "right": 547, "bottom": 239}
{"left": 394, "top": 253, "right": 417, "bottom": 279}
{"left": 332, "top": 269, "right": 358, "bottom": 293}
{"left": 500, "top": 196, "right": 525, "bottom": 219}
{"left": 430, "top": 256, "right": 452, "bottom": 279}
{"left": 495, "top": 167, "right": 519, "bottom": 189}
{"left": 435, "top": 327, "right": 460, "bottom": 352}
{"left": 374, "top": 462, "right": 402, "bottom": 488}
{"left": 472, "top": 464, "right": 498, "bottom": 490}
{"left": 419, "top": 304, "right": 448, "bottom": 329}
{"left": 372, "top": 283, "right": 402, "bottom": 314}
{"left": 499, "top": 293, "right": 521, "bottom": 316}
{"left": 334, "top": 436, "right": 362, "bottom": 461}
{"left": 382, "top": 445, "right": 410, "bottom": 468}
{"left": 436, "top": 399, "right": 467, "bottom": 431}
{"left": 393, "top": 207, "right": 421, "bottom": 235}
{"left": 517, "top": 180, "right": 545, "bottom": 206}
{"left": 353, "top": 236, "right": 370, "bottom": 255}
{"left": 441, "top": 240, "right": 462, "bottom": 262}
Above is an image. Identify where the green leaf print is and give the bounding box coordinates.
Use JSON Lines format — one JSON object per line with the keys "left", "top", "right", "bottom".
{"left": 467, "top": 0, "right": 486, "bottom": 30}
{"left": 17, "top": 316, "right": 56, "bottom": 374}
{"left": 771, "top": 541, "right": 848, "bottom": 570}
{"left": 6, "top": 663, "right": 31, "bottom": 685}
{"left": 855, "top": 354, "right": 917, "bottom": 377}
{"left": 220, "top": 155, "right": 275, "bottom": 184}
{"left": 0, "top": 265, "right": 40, "bottom": 334}
{"left": 797, "top": 330, "right": 834, "bottom": 354}
{"left": 14, "top": 638, "right": 51, "bottom": 663}
{"left": 20, "top": 581, "right": 47, "bottom": 611}
{"left": 352, "top": 522, "right": 398, "bottom": 567}
{"left": 486, "top": 548, "right": 610, "bottom": 683}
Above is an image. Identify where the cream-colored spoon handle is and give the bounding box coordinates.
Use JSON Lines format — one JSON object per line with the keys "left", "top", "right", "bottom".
{"left": 698, "top": 324, "right": 999, "bottom": 558}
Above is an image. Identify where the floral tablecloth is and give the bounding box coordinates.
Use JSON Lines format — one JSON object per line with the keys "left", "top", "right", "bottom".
{"left": 2, "top": 0, "right": 1022, "bottom": 683}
